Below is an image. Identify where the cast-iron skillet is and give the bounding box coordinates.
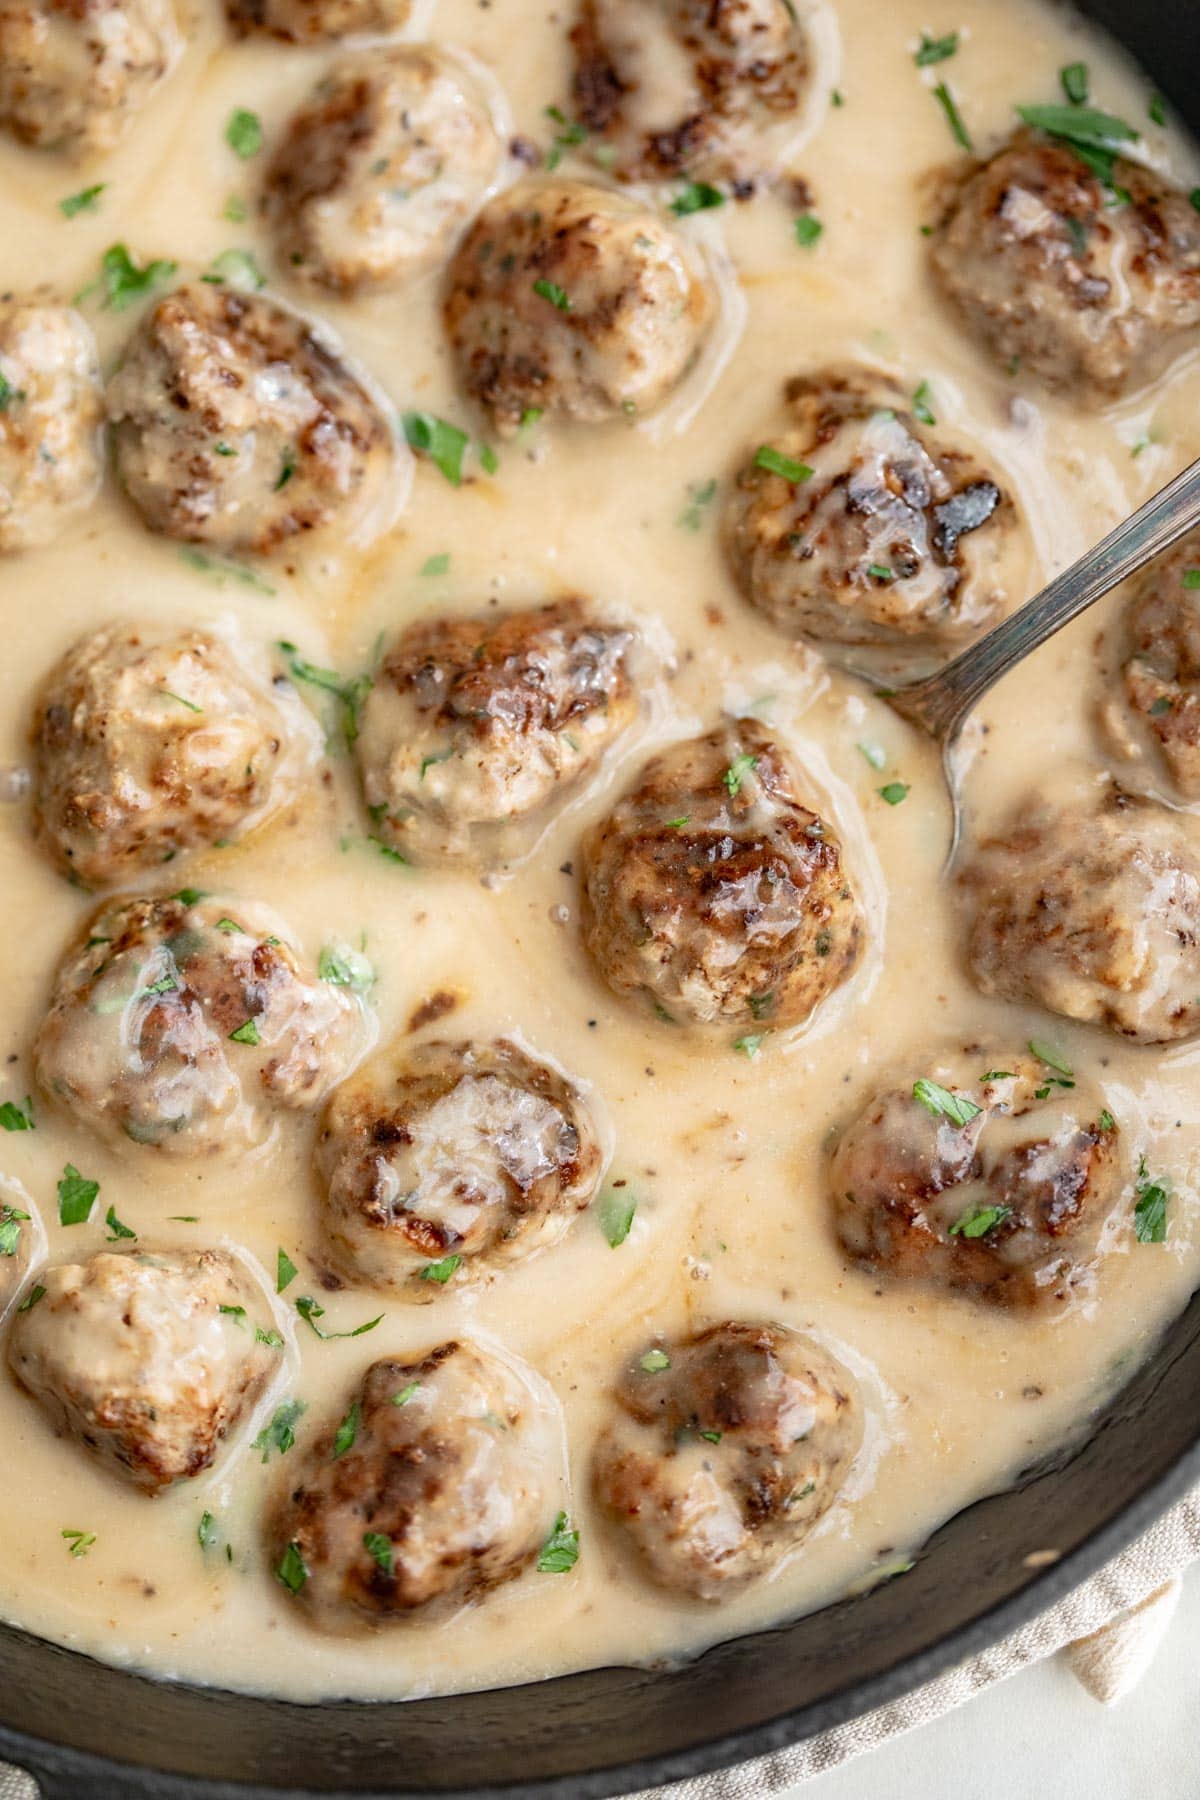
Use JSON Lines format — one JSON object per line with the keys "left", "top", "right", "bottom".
{"left": 3, "top": 3, "right": 1200, "bottom": 1792}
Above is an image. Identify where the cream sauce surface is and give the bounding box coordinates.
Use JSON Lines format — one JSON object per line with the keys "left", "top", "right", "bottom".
{"left": 1, "top": 0, "right": 1200, "bottom": 1706}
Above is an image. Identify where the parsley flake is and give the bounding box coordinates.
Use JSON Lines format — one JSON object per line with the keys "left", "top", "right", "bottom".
{"left": 723, "top": 752, "right": 758, "bottom": 797}
{"left": 58, "top": 1164, "right": 99, "bottom": 1226}
{"left": 536, "top": 1512, "right": 580, "bottom": 1574}
{"left": 597, "top": 1187, "right": 636, "bottom": 1247}
{"left": 104, "top": 1205, "right": 136, "bottom": 1242}
{"left": 402, "top": 410, "right": 469, "bottom": 486}
{"left": 753, "top": 445, "right": 813, "bottom": 484}
{"left": 418, "top": 1254, "right": 462, "bottom": 1285}
{"left": 533, "top": 277, "right": 572, "bottom": 311}
{"left": 671, "top": 181, "right": 724, "bottom": 215}
{"left": 949, "top": 1203, "right": 1013, "bottom": 1239}
{"left": 60, "top": 184, "right": 105, "bottom": 219}
{"left": 363, "top": 1531, "right": 394, "bottom": 1575}
{"left": 914, "top": 30, "right": 958, "bottom": 66}
{"left": 225, "top": 108, "right": 263, "bottom": 159}
{"left": 913, "top": 1079, "right": 981, "bottom": 1127}
{"left": 253, "top": 1400, "right": 306, "bottom": 1462}
{"left": 0, "top": 1097, "right": 33, "bottom": 1132}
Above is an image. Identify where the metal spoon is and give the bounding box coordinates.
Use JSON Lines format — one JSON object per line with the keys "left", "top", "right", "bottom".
{"left": 887, "top": 455, "right": 1200, "bottom": 862}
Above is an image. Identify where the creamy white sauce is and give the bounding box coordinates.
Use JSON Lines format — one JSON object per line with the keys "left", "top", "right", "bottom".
{"left": 0, "top": 0, "right": 1198, "bottom": 1706}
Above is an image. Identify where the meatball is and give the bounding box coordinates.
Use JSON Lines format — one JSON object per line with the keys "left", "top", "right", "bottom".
{"left": 269, "top": 1340, "right": 560, "bottom": 1628}
{"left": 0, "top": 302, "right": 102, "bottom": 553}
{"left": 31, "top": 621, "right": 323, "bottom": 889}
{"left": 1105, "top": 530, "right": 1200, "bottom": 802}
{"left": 723, "top": 365, "right": 1012, "bottom": 672}
{"left": 928, "top": 129, "right": 1200, "bottom": 400}
{"left": 34, "top": 892, "right": 372, "bottom": 1155}
{"left": 225, "top": 0, "right": 409, "bottom": 43}
{"left": 316, "top": 1037, "right": 603, "bottom": 1293}
{"left": 443, "top": 177, "right": 715, "bottom": 435}
{"left": 0, "top": 0, "right": 181, "bottom": 154}
{"left": 581, "top": 718, "right": 862, "bottom": 1030}
{"left": 106, "top": 283, "right": 402, "bottom": 557}
{"left": 959, "top": 788, "right": 1200, "bottom": 1044}
{"left": 8, "top": 1248, "right": 278, "bottom": 1493}
{"left": 570, "top": 0, "right": 810, "bottom": 187}
{"left": 263, "top": 46, "right": 505, "bottom": 296}
{"left": 593, "top": 1321, "right": 861, "bottom": 1600}
{"left": 829, "top": 1052, "right": 1123, "bottom": 1309}
{"left": 356, "top": 599, "right": 638, "bottom": 866}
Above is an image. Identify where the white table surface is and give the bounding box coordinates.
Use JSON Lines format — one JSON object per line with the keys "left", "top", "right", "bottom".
{"left": 785, "top": 1561, "right": 1200, "bottom": 1800}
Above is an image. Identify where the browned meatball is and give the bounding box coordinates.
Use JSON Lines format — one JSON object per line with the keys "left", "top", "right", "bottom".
{"left": 959, "top": 788, "right": 1200, "bottom": 1044}
{"left": 0, "top": 301, "right": 102, "bottom": 552}
{"left": 443, "top": 177, "right": 714, "bottom": 435}
{"left": 723, "top": 366, "right": 1012, "bottom": 672}
{"left": 356, "top": 599, "right": 639, "bottom": 866}
{"left": 263, "top": 45, "right": 506, "bottom": 295}
{"left": 8, "top": 1249, "right": 279, "bottom": 1493}
{"left": 1105, "top": 530, "right": 1200, "bottom": 802}
{"left": 106, "top": 284, "right": 402, "bottom": 556}
{"left": 225, "top": 0, "right": 409, "bottom": 42}
{"left": 571, "top": 0, "right": 810, "bottom": 186}
{"left": 929, "top": 129, "right": 1200, "bottom": 399}
{"left": 269, "top": 1341, "right": 560, "bottom": 1628}
{"left": 31, "top": 621, "right": 323, "bottom": 889}
{"left": 316, "top": 1037, "right": 603, "bottom": 1293}
{"left": 34, "top": 893, "right": 372, "bottom": 1155}
{"left": 593, "top": 1321, "right": 862, "bottom": 1599}
{"left": 829, "top": 1052, "right": 1123, "bottom": 1309}
{"left": 581, "top": 718, "right": 862, "bottom": 1031}
{"left": 0, "top": 0, "right": 181, "bottom": 154}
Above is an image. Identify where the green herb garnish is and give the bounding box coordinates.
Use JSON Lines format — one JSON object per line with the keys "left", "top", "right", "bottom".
{"left": 225, "top": 108, "right": 263, "bottom": 159}
{"left": 58, "top": 1164, "right": 98, "bottom": 1226}
{"left": 598, "top": 1187, "right": 636, "bottom": 1247}
{"left": 913, "top": 1079, "right": 981, "bottom": 1126}
{"left": 536, "top": 1512, "right": 580, "bottom": 1574}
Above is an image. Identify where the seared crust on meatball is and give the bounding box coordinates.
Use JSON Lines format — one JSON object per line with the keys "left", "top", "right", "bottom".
{"left": 0, "top": 0, "right": 181, "bottom": 154}
{"left": 316, "top": 1037, "right": 603, "bottom": 1294}
{"left": 724, "top": 366, "right": 1012, "bottom": 670}
{"left": 263, "top": 46, "right": 505, "bottom": 295}
{"left": 443, "top": 177, "right": 714, "bottom": 434}
{"left": 0, "top": 302, "right": 102, "bottom": 552}
{"left": 106, "top": 283, "right": 401, "bottom": 556}
{"left": 928, "top": 129, "right": 1200, "bottom": 399}
{"left": 8, "top": 1249, "right": 278, "bottom": 1493}
{"left": 830, "top": 1053, "right": 1123, "bottom": 1309}
{"left": 1105, "top": 529, "right": 1200, "bottom": 802}
{"left": 356, "top": 599, "right": 639, "bottom": 866}
{"left": 269, "top": 1341, "right": 559, "bottom": 1628}
{"left": 34, "top": 893, "right": 372, "bottom": 1155}
{"left": 581, "top": 719, "right": 862, "bottom": 1030}
{"left": 571, "top": 0, "right": 809, "bottom": 186}
{"left": 593, "top": 1321, "right": 862, "bottom": 1599}
{"left": 224, "top": 0, "right": 409, "bottom": 42}
{"left": 959, "top": 788, "right": 1200, "bottom": 1044}
{"left": 31, "top": 622, "right": 323, "bottom": 889}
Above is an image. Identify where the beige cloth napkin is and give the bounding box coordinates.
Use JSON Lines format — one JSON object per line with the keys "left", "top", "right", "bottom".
{"left": 0, "top": 1494, "right": 1196, "bottom": 1799}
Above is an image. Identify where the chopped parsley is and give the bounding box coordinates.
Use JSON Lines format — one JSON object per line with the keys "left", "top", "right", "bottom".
{"left": 913, "top": 1079, "right": 981, "bottom": 1127}
{"left": 753, "top": 445, "right": 813, "bottom": 484}
{"left": 914, "top": 30, "right": 958, "bottom": 66}
{"left": 160, "top": 687, "right": 202, "bottom": 713}
{"left": 421, "top": 552, "right": 451, "bottom": 577}
{"left": 402, "top": 410, "right": 469, "bottom": 486}
{"left": 1133, "top": 1157, "right": 1169, "bottom": 1244}
{"left": 17, "top": 1284, "right": 45, "bottom": 1313}
{"left": 723, "top": 752, "right": 758, "bottom": 797}
{"left": 1099, "top": 1109, "right": 1117, "bottom": 1133}
{"left": 1015, "top": 101, "right": 1137, "bottom": 188}
{"left": 532, "top": 277, "right": 572, "bottom": 312}
{"left": 1181, "top": 569, "right": 1200, "bottom": 590}
{"left": 363, "top": 1531, "right": 394, "bottom": 1575}
{"left": 391, "top": 1382, "right": 420, "bottom": 1407}
{"left": 255, "top": 1326, "right": 284, "bottom": 1349}
{"left": 180, "top": 547, "right": 276, "bottom": 596}
{"left": 276, "top": 1541, "right": 308, "bottom": 1595}
{"left": 333, "top": 1399, "right": 361, "bottom": 1459}
{"left": 733, "top": 1033, "right": 765, "bottom": 1059}
{"left": 277, "top": 640, "right": 372, "bottom": 747}
{"left": 57, "top": 1164, "right": 99, "bottom": 1226}
{"left": 639, "top": 1348, "right": 671, "bottom": 1374}
{"left": 794, "top": 213, "right": 823, "bottom": 248}
{"left": 0, "top": 372, "right": 20, "bottom": 410}
{"left": 678, "top": 477, "right": 717, "bottom": 531}
{"left": 174, "top": 887, "right": 207, "bottom": 906}
{"left": 203, "top": 247, "right": 266, "bottom": 292}
{"left": 699, "top": 1429, "right": 722, "bottom": 1445}
{"left": 229, "top": 1018, "right": 260, "bottom": 1046}
{"left": 597, "top": 1187, "right": 636, "bottom": 1247}
{"left": 1028, "top": 1040, "right": 1074, "bottom": 1098}
{"left": 867, "top": 562, "right": 895, "bottom": 581}
{"left": 671, "top": 181, "right": 724, "bottom": 216}
{"left": 198, "top": 1511, "right": 219, "bottom": 1551}
{"left": 1060, "top": 62, "right": 1089, "bottom": 105}
{"left": 0, "top": 1097, "right": 33, "bottom": 1132}
{"left": 85, "top": 243, "right": 177, "bottom": 312}
{"left": 218, "top": 1303, "right": 248, "bottom": 1329}
{"left": 223, "top": 195, "right": 247, "bottom": 224}
{"left": 59, "top": 183, "right": 105, "bottom": 219}
{"left": 104, "top": 1205, "right": 136, "bottom": 1242}
{"left": 61, "top": 1529, "right": 96, "bottom": 1559}
{"left": 225, "top": 108, "right": 263, "bottom": 159}
{"left": 295, "top": 1296, "right": 383, "bottom": 1338}
{"left": 536, "top": 1512, "right": 580, "bottom": 1574}
{"left": 253, "top": 1400, "right": 306, "bottom": 1462}
{"left": 418, "top": 1253, "right": 462, "bottom": 1285}
{"left": 878, "top": 781, "right": 909, "bottom": 805}
{"left": 949, "top": 1203, "right": 1013, "bottom": 1239}
{"left": 1149, "top": 93, "right": 1166, "bottom": 127}
{"left": 912, "top": 379, "right": 936, "bottom": 425}
{"left": 317, "top": 941, "right": 374, "bottom": 992}
{"left": 933, "top": 82, "right": 972, "bottom": 150}
{"left": 0, "top": 1205, "right": 29, "bottom": 1257}
{"left": 544, "top": 105, "right": 587, "bottom": 171}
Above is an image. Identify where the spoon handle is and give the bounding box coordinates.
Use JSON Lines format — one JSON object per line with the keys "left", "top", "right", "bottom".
{"left": 890, "top": 454, "right": 1200, "bottom": 742}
